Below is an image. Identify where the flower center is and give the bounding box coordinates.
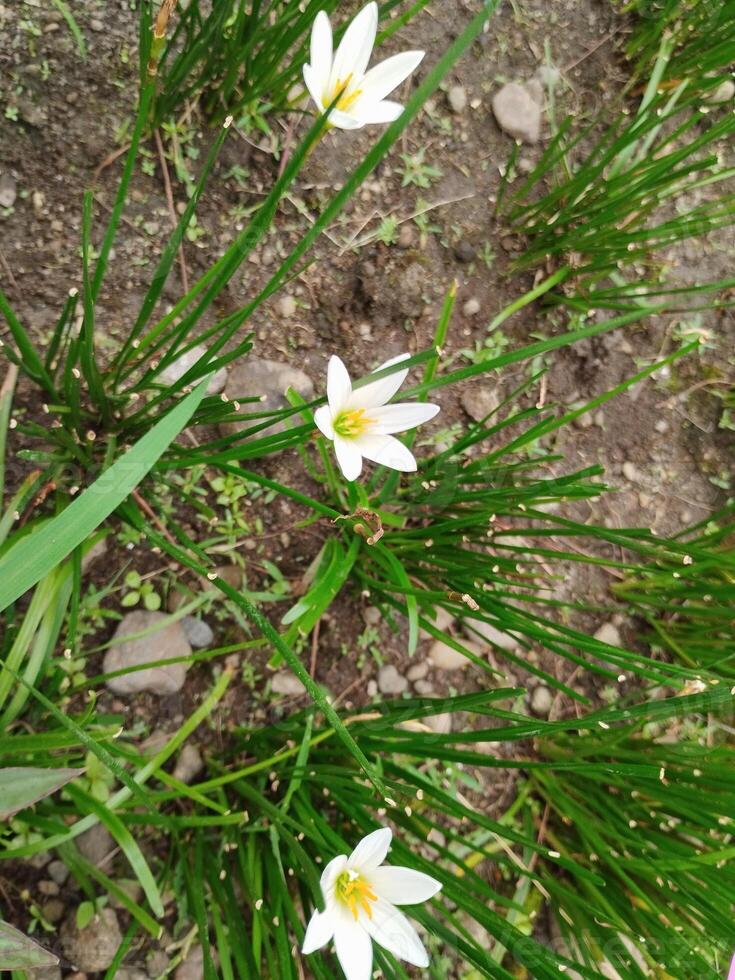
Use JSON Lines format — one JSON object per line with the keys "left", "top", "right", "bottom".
{"left": 323, "top": 74, "right": 362, "bottom": 113}
{"left": 335, "top": 869, "right": 377, "bottom": 920}
{"left": 333, "top": 407, "right": 373, "bottom": 438}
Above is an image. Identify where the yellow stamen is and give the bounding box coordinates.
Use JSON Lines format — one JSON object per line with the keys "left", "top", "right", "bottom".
{"left": 323, "top": 74, "right": 363, "bottom": 113}
{"left": 333, "top": 407, "right": 373, "bottom": 438}
{"left": 335, "top": 870, "right": 377, "bottom": 921}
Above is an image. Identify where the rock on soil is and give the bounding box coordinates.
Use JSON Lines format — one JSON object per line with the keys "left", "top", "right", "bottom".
{"left": 425, "top": 712, "right": 452, "bottom": 733}
{"left": 174, "top": 944, "right": 205, "bottom": 980}
{"left": 419, "top": 605, "right": 456, "bottom": 640}
{"left": 181, "top": 616, "right": 214, "bottom": 649}
{"left": 447, "top": 84, "right": 467, "bottom": 114}
{"left": 492, "top": 82, "right": 542, "bottom": 144}
{"left": 463, "top": 617, "right": 520, "bottom": 652}
{"left": 461, "top": 387, "right": 500, "bottom": 422}
{"left": 159, "top": 343, "right": 228, "bottom": 395}
{"left": 270, "top": 671, "right": 306, "bottom": 695}
{"left": 429, "top": 638, "right": 482, "bottom": 671}
{"left": 61, "top": 907, "right": 122, "bottom": 972}
{"left": 219, "top": 358, "right": 314, "bottom": 436}
{"left": 173, "top": 744, "right": 204, "bottom": 784}
{"left": 529, "top": 684, "right": 553, "bottom": 716}
{"left": 103, "top": 611, "right": 191, "bottom": 696}
{"left": 0, "top": 172, "right": 17, "bottom": 208}
{"left": 77, "top": 824, "right": 115, "bottom": 866}
{"left": 406, "top": 661, "right": 429, "bottom": 682}
{"left": 593, "top": 622, "right": 622, "bottom": 647}
{"left": 378, "top": 664, "right": 408, "bottom": 695}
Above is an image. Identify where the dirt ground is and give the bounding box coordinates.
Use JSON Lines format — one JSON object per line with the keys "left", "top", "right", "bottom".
{"left": 1, "top": 0, "right": 734, "bottom": 974}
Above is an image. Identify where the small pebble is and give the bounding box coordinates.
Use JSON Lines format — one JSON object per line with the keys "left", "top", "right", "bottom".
{"left": 622, "top": 461, "right": 639, "bottom": 482}
{"left": 529, "top": 685, "right": 553, "bottom": 717}
{"left": 447, "top": 84, "right": 467, "bottom": 113}
{"left": 181, "top": 616, "right": 214, "bottom": 649}
{"left": 425, "top": 712, "right": 452, "bottom": 734}
{"left": 453, "top": 239, "right": 476, "bottom": 263}
{"left": 277, "top": 295, "right": 297, "bottom": 317}
{"left": 462, "top": 297, "right": 481, "bottom": 317}
{"left": 706, "top": 78, "right": 735, "bottom": 104}
{"left": 406, "top": 661, "right": 429, "bottom": 682}
{"left": 367, "top": 679, "right": 378, "bottom": 697}
{"left": 377, "top": 664, "right": 408, "bottom": 695}
{"left": 397, "top": 223, "right": 415, "bottom": 248}
{"left": 172, "top": 744, "right": 204, "bottom": 784}
{"left": 413, "top": 679, "right": 435, "bottom": 696}
{"left": 594, "top": 622, "right": 621, "bottom": 647}
{"left": 271, "top": 671, "right": 306, "bottom": 696}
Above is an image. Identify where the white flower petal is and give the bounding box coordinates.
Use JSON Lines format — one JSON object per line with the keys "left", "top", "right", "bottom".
{"left": 347, "top": 353, "right": 410, "bottom": 410}
{"left": 327, "top": 355, "right": 352, "bottom": 413}
{"left": 302, "top": 907, "right": 336, "bottom": 954}
{"left": 310, "top": 10, "right": 333, "bottom": 95}
{"left": 353, "top": 433, "right": 417, "bottom": 472}
{"left": 333, "top": 435, "right": 363, "bottom": 481}
{"left": 329, "top": 2, "right": 378, "bottom": 95}
{"left": 320, "top": 854, "right": 348, "bottom": 895}
{"left": 333, "top": 913, "right": 373, "bottom": 980}
{"left": 314, "top": 404, "right": 335, "bottom": 440}
{"left": 368, "top": 402, "right": 440, "bottom": 434}
{"left": 353, "top": 99, "right": 404, "bottom": 124}
{"left": 363, "top": 897, "right": 429, "bottom": 967}
{"left": 303, "top": 63, "right": 326, "bottom": 113}
{"left": 359, "top": 50, "right": 425, "bottom": 104}
{"left": 348, "top": 827, "right": 392, "bottom": 873}
{"left": 326, "top": 107, "right": 366, "bottom": 130}
{"left": 370, "top": 865, "right": 442, "bottom": 905}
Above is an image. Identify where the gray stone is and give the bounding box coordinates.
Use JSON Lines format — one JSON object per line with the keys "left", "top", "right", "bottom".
{"left": 159, "top": 344, "right": 227, "bottom": 395}
{"left": 31, "top": 969, "right": 61, "bottom": 980}
{"left": 529, "top": 685, "right": 553, "bottom": 717}
{"left": 367, "top": 679, "right": 378, "bottom": 697}
{"left": 181, "top": 616, "right": 214, "bottom": 649}
{"left": 453, "top": 240, "right": 476, "bottom": 263}
{"left": 41, "top": 898, "right": 65, "bottom": 924}
{"left": 535, "top": 65, "right": 561, "bottom": 89}
{"left": 622, "top": 461, "right": 640, "bottom": 483}
{"left": 109, "top": 878, "right": 143, "bottom": 910}
{"left": 419, "top": 605, "right": 455, "bottom": 640}
{"left": 377, "top": 664, "right": 408, "bottom": 695}
{"left": 61, "top": 907, "right": 122, "bottom": 973}
{"left": 77, "top": 824, "right": 115, "bottom": 865}
{"left": 276, "top": 295, "right": 297, "bottom": 317}
{"left": 147, "top": 949, "right": 171, "bottom": 977}
{"left": 461, "top": 387, "right": 499, "bottom": 422}
{"left": 594, "top": 622, "right": 621, "bottom": 648}
{"left": 220, "top": 359, "right": 314, "bottom": 436}
{"left": 463, "top": 617, "right": 520, "bottom": 652}
{"left": 173, "top": 744, "right": 204, "bottom": 784}
{"left": 362, "top": 606, "right": 381, "bottom": 626}
{"left": 103, "top": 611, "right": 191, "bottom": 696}
{"left": 413, "top": 679, "right": 435, "bottom": 696}
{"left": 0, "top": 172, "right": 17, "bottom": 208}
{"left": 429, "top": 638, "right": 482, "bottom": 671}
{"left": 406, "top": 661, "right": 429, "bottom": 682}
{"left": 397, "top": 224, "right": 415, "bottom": 249}
{"left": 271, "top": 671, "right": 305, "bottom": 696}
{"left": 447, "top": 85, "right": 467, "bottom": 113}
{"left": 492, "top": 82, "right": 542, "bottom": 143}
{"left": 175, "top": 944, "right": 204, "bottom": 980}
{"left": 47, "top": 859, "right": 69, "bottom": 885}
{"left": 706, "top": 78, "right": 735, "bottom": 104}
{"left": 425, "top": 712, "right": 452, "bottom": 734}
{"left": 462, "top": 297, "right": 481, "bottom": 317}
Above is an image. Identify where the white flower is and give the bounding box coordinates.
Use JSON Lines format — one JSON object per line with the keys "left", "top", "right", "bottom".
{"left": 303, "top": 2, "right": 424, "bottom": 130}
{"left": 302, "top": 827, "right": 442, "bottom": 980}
{"left": 314, "top": 354, "right": 439, "bottom": 481}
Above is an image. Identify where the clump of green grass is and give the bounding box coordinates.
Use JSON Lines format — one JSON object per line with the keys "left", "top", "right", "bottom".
{"left": 501, "top": 0, "right": 735, "bottom": 316}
